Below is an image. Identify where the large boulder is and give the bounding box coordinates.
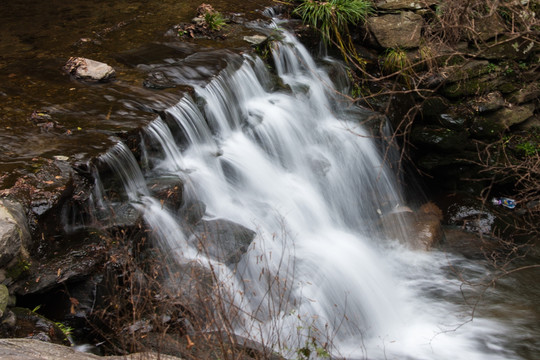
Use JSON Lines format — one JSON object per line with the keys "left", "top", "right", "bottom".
{"left": 0, "top": 201, "right": 30, "bottom": 268}
{"left": 368, "top": 12, "right": 424, "bottom": 49}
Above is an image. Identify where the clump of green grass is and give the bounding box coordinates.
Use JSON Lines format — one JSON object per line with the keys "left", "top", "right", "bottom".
{"left": 294, "top": 0, "right": 372, "bottom": 43}
{"left": 205, "top": 12, "right": 227, "bottom": 31}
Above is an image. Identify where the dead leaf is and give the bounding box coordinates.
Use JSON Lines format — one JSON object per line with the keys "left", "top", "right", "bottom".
{"left": 186, "top": 335, "right": 195, "bottom": 350}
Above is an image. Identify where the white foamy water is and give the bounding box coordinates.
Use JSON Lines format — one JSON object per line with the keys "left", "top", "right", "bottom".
{"left": 93, "top": 28, "right": 537, "bottom": 359}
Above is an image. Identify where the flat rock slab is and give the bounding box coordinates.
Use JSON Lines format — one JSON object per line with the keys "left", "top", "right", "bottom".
{"left": 0, "top": 338, "right": 182, "bottom": 360}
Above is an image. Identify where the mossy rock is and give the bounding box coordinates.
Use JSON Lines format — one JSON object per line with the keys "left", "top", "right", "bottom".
{"left": 471, "top": 104, "right": 535, "bottom": 138}
{"left": 8, "top": 307, "right": 71, "bottom": 346}
{"left": 475, "top": 35, "right": 539, "bottom": 61}
{"left": 443, "top": 74, "right": 500, "bottom": 98}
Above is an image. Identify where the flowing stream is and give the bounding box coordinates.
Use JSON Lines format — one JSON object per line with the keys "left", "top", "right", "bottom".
{"left": 92, "top": 27, "right": 537, "bottom": 359}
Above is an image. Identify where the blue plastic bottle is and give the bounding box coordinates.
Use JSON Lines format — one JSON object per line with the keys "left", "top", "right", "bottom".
{"left": 492, "top": 197, "right": 516, "bottom": 209}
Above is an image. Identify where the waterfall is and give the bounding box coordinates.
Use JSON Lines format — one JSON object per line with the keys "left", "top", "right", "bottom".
{"left": 89, "top": 28, "right": 528, "bottom": 360}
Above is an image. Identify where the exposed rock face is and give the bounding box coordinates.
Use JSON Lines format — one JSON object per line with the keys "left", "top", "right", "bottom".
{"left": 374, "top": 0, "right": 436, "bottom": 10}
{"left": 368, "top": 12, "right": 424, "bottom": 48}
{"left": 64, "top": 57, "right": 116, "bottom": 82}
{"left": 0, "top": 201, "right": 30, "bottom": 268}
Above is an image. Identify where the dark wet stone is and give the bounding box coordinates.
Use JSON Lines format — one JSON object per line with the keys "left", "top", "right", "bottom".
{"left": 143, "top": 71, "right": 177, "bottom": 90}
{"left": 10, "top": 230, "right": 107, "bottom": 296}
{"left": 138, "top": 50, "right": 243, "bottom": 88}
{"left": 442, "top": 227, "right": 499, "bottom": 259}
{"left": 438, "top": 113, "right": 467, "bottom": 129}
{"left": 444, "top": 197, "right": 496, "bottom": 235}
{"left": 147, "top": 176, "right": 184, "bottom": 210}
{"left": 187, "top": 219, "right": 256, "bottom": 265}
{"left": 179, "top": 199, "right": 206, "bottom": 225}
{"left": 420, "top": 96, "right": 450, "bottom": 121}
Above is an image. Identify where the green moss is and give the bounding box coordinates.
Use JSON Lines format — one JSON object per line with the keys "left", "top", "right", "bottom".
{"left": 6, "top": 257, "right": 31, "bottom": 280}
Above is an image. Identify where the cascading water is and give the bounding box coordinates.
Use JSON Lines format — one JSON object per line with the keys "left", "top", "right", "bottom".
{"left": 91, "top": 27, "right": 536, "bottom": 360}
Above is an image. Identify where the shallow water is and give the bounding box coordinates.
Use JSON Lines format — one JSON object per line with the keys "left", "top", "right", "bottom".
{"left": 0, "top": 0, "right": 272, "bottom": 180}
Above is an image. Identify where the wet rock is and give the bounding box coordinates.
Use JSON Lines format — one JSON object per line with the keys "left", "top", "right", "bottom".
{"left": 143, "top": 71, "right": 177, "bottom": 90}
{"left": 416, "top": 152, "right": 477, "bottom": 171}
{"left": 438, "top": 112, "right": 467, "bottom": 129}
{"left": 0, "top": 338, "right": 183, "bottom": 360}
{"left": 140, "top": 50, "right": 243, "bottom": 88}
{"left": 442, "top": 227, "right": 499, "bottom": 259}
{"left": 0, "top": 201, "right": 30, "bottom": 268}
{"left": 179, "top": 199, "right": 206, "bottom": 225}
{"left": 411, "top": 125, "right": 469, "bottom": 151}
{"left": 445, "top": 198, "right": 495, "bottom": 235}
{"left": 162, "top": 260, "right": 215, "bottom": 323}
{"left": 147, "top": 176, "right": 184, "bottom": 210}
{"left": 470, "top": 92, "right": 505, "bottom": 113}
{"left": 374, "top": 0, "right": 436, "bottom": 10}
{"left": 380, "top": 202, "right": 443, "bottom": 250}
{"left": 243, "top": 34, "right": 268, "bottom": 45}
{"left": 368, "top": 12, "right": 424, "bottom": 49}
{"left": 10, "top": 230, "right": 107, "bottom": 296}
{"left": 187, "top": 219, "right": 256, "bottom": 265}
{"left": 94, "top": 203, "right": 142, "bottom": 229}
{"left": 508, "top": 82, "right": 540, "bottom": 104}
{"left": 64, "top": 57, "right": 116, "bottom": 82}
{"left": 419, "top": 96, "right": 450, "bottom": 121}
{"left": 413, "top": 202, "right": 444, "bottom": 250}
{"left": 307, "top": 154, "right": 331, "bottom": 176}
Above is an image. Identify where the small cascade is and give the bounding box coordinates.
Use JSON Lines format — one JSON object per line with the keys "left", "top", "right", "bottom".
{"left": 87, "top": 27, "right": 528, "bottom": 360}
